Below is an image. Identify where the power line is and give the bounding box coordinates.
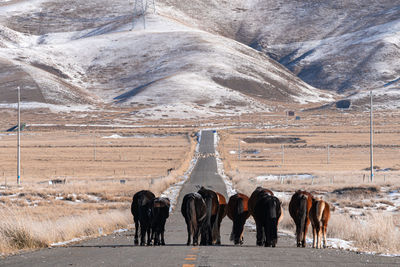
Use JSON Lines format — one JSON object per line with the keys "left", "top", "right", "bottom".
{"left": 370, "top": 90, "right": 374, "bottom": 182}
{"left": 131, "top": 0, "right": 156, "bottom": 30}
{"left": 17, "top": 86, "right": 21, "bottom": 185}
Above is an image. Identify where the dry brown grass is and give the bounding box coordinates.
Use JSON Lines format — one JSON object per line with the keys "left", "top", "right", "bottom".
{"left": 219, "top": 110, "right": 400, "bottom": 177}
{"left": 0, "top": 127, "right": 196, "bottom": 255}
{"left": 218, "top": 110, "right": 400, "bottom": 254}
{"left": 0, "top": 129, "right": 194, "bottom": 182}
{"left": 328, "top": 213, "right": 400, "bottom": 254}
{"left": 0, "top": 207, "right": 131, "bottom": 254}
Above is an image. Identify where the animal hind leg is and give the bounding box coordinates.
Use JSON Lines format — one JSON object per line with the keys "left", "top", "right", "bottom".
{"left": 161, "top": 230, "right": 165, "bottom": 246}
{"left": 256, "top": 220, "right": 264, "bottom": 246}
{"left": 134, "top": 218, "right": 139, "bottom": 245}
{"left": 194, "top": 224, "right": 201, "bottom": 246}
{"left": 295, "top": 221, "right": 302, "bottom": 247}
{"left": 302, "top": 219, "right": 310, "bottom": 248}
{"left": 322, "top": 225, "right": 327, "bottom": 248}
{"left": 317, "top": 226, "right": 322, "bottom": 249}
{"left": 186, "top": 221, "right": 192, "bottom": 246}
{"left": 140, "top": 223, "right": 146, "bottom": 246}
{"left": 312, "top": 225, "right": 316, "bottom": 248}
{"left": 146, "top": 226, "right": 152, "bottom": 246}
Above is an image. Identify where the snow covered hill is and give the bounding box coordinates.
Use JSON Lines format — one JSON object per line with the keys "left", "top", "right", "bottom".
{"left": 0, "top": 0, "right": 334, "bottom": 119}
{"left": 159, "top": 0, "right": 400, "bottom": 109}
{"left": 2, "top": 0, "right": 398, "bottom": 118}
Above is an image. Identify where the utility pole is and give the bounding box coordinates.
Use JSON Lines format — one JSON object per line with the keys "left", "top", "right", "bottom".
{"left": 238, "top": 138, "right": 241, "bottom": 160}
{"left": 370, "top": 90, "right": 374, "bottom": 182}
{"left": 281, "top": 144, "right": 285, "bottom": 165}
{"left": 93, "top": 131, "right": 97, "bottom": 161}
{"left": 17, "top": 86, "right": 21, "bottom": 185}
{"left": 327, "top": 144, "right": 330, "bottom": 164}
{"left": 132, "top": 0, "right": 156, "bottom": 30}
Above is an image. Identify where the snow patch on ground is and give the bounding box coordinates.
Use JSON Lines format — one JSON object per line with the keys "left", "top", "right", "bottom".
{"left": 214, "top": 131, "right": 236, "bottom": 197}
{"left": 160, "top": 131, "right": 200, "bottom": 211}
{"left": 51, "top": 237, "right": 83, "bottom": 247}
{"left": 255, "top": 174, "right": 314, "bottom": 182}
{"left": 102, "top": 134, "right": 124, "bottom": 139}
{"left": 0, "top": 102, "right": 94, "bottom": 113}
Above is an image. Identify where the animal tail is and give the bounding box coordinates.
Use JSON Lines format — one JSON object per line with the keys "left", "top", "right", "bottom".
{"left": 188, "top": 197, "right": 197, "bottom": 236}
{"left": 268, "top": 198, "right": 279, "bottom": 240}
{"left": 137, "top": 198, "right": 144, "bottom": 238}
{"left": 230, "top": 197, "right": 244, "bottom": 241}
{"left": 316, "top": 200, "right": 325, "bottom": 222}
{"left": 299, "top": 195, "right": 308, "bottom": 241}
{"left": 268, "top": 198, "right": 277, "bottom": 219}
{"left": 205, "top": 197, "right": 213, "bottom": 228}
{"left": 278, "top": 205, "right": 284, "bottom": 226}
{"left": 212, "top": 207, "right": 220, "bottom": 244}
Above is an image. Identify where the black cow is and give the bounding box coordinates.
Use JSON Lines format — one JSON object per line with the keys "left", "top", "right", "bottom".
{"left": 181, "top": 192, "right": 207, "bottom": 246}
{"left": 254, "top": 194, "right": 282, "bottom": 247}
{"left": 131, "top": 190, "right": 155, "bottom": 246}
{"left": 151, "top": 197, "right": 170, "bottom": 246}
{"left": 197, "top": 186, "right": 219, "bottom": 245}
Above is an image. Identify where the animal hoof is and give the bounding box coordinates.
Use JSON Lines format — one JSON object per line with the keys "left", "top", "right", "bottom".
{"left": 140, "top": 242, "right": 145, "bottom": 246}
{"left": 256, "top": 241, "right": 263, "bottom": 246}
{"left": 161, "top": 242, "right": 165, "bottom": 246}
{"left": 134, "top": 240, "right": 139, "bottom": 245}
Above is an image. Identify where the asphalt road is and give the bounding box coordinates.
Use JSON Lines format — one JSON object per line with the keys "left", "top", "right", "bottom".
{"left": 1, "top": 130, "right": 399, "bottom": 267}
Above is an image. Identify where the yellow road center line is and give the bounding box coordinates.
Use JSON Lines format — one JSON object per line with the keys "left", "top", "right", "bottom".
{"left": 186, "top": 255, "right": 197, "bottom": 257}
{"left": 191, "top": 247, "right": 199, "bottom": 250}
{"left": 182, "top": 264, "right": 195, "bottom": 267}
{"left": 184, "top": 257, "right": 196, "bottom": 261}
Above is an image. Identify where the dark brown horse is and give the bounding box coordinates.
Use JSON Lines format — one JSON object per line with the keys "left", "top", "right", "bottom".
{"left": 197, "top": 186, "right": 219, "bottom": 245}
{"left": 309, "top": 198, "right": 330, "bottom": 249}
{"left": 181, "top": 192, "right": 207, "bottom": 246}
{"left": 212, "top": 192, "right": 227, "bottom": 245}
{"left": 248, "top": 186, "right": 274, "bottom": 217}
{"left": 131, "top": 190, "right": 155, "bottom": 246}
{"left": 248, "top": 187, "right": 283, "bottom": 246}
{"left": 254, "top": 194, "right": 282, "bottom": 247}
{"left": 227, "top": 193, "right": 250, "bottom": 245}
{"left": 289, "top": 190, "right": 313, "bottom": 247}
{"left": 151, "top": 197, "right": 170, "bottom": 246}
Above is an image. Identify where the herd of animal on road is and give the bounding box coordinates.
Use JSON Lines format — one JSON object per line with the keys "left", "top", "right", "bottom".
{"left": 131, "top": 186, "right": 330, "bottom": 250}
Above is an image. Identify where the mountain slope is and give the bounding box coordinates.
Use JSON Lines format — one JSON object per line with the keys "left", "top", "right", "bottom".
{"left": 157, "top": 0, "right": 400, "bottom": 106}
{"left": 0, "top": 0, "right": 333, "bottom": 119}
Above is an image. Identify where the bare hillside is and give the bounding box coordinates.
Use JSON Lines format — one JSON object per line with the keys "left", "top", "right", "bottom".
{"left": 0, "top": 0, "right": 335, "bottom": 119}
{"left": 158, "top": 0, "right": 400, "bottom": 108}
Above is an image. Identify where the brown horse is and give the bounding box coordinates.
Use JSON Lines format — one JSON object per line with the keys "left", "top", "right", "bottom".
{"left": 131, "top": 190, "right": 155, "bottom": 246}
{"left": 254, "top": 194, "right": 282, "bottom": 247}
{"left": 181, "top": 192, "right": 207, "bottom": 246}
{"left": 197, "top": 186, "right": 219, "bottom": 245}
{"left": 212, "top": 192, "right": 227, "bottom": 245}
{"left": 248, "top": 187, "right": 283, "bottom": 246}
{"left": 248, "top": 186, "right": 274, "bottom": 217}
{"left": 289, "top": 190, "right": 313, "bottom": 247}
{"left": 227, "top": 193, "right": 250, "bottom": 245}
{"left": 309, "top": 198, "right": 330, "bottom": 249}
{"left": 151, "top": 197, "right": 170, "bottom": 246}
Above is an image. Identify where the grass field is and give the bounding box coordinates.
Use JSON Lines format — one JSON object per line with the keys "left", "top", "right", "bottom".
{"left": 0, "top": 125, "right": 196, "bottom": 254}
{"left": 217, "top": 109, "right": 400, "bottom": 254}
{"left": 0, "top": 107, "right": 399, "bottom": 254}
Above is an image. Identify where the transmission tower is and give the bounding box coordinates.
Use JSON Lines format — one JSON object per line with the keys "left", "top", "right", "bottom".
{"left": 132, "top": 0, "right": 156, "bottom": 30}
